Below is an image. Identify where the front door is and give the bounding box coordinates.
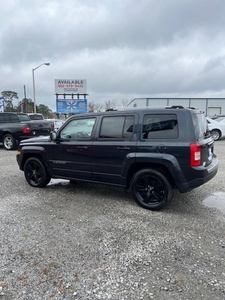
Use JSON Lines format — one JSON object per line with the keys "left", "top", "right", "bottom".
{"left": 47, "top": 117, "right": 96, "bottom": 180}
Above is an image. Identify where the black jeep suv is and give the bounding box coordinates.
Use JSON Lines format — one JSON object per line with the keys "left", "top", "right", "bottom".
{"left": 16, "top": 106, "right": 218, "bottom": 210}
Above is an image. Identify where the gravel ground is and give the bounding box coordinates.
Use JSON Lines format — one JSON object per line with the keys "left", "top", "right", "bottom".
{"left": 0, "top": 141, "right": 225, "bottom": 300}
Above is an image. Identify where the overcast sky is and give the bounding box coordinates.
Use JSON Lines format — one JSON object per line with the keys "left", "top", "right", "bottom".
{"left": 1, "top": 0, "right": 225, "bottom": 111}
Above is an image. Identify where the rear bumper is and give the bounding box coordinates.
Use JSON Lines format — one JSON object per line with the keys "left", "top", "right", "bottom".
{"left": 177, "top": 155, "right": 219, "bottom": 193}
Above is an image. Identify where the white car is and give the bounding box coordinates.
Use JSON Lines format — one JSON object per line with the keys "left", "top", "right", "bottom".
{"left": 206, "top": 117, "right": 225, "bottom": 140}
{"left": 215, "top": 117, "right": 225, "bottom": 122}
{"left": 46, "top": 119, "right": 65, "bottom": 131}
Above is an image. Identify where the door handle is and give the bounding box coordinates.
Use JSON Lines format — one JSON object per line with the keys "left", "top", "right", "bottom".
{"left": 77, "top": 146, "right": 88, "bottom": 149}
{"left": 117, "top": 147, "right": 130, "bottom": 150}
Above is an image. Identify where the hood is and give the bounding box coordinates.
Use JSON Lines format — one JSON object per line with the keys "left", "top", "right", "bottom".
{"left": 20, "top": 136, "right": 51, "bottom": 144}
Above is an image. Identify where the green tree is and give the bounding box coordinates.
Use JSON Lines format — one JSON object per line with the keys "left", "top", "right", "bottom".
{"left": 18, "top": 98, "right": 34, "bottom": 113}
{"left": 1, "top": 90, "right": 18, "bottom": 112}
{"left": 37, "top": 104, "right": 53, "bottom": 118}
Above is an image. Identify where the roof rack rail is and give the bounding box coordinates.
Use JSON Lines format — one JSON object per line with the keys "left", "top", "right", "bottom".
{"left": 166, "top": 105, "right": 184, "bottom": 109}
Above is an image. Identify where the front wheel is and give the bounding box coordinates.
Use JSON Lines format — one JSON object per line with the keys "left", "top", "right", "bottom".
{"left": 3, "top": 134, "right": 16, "bottom": 150}
{"left": 24, "top": 157, "right": 51, "bottom": 187}
{"left": 131, "top": 169, "right": 172, "bottom": 210}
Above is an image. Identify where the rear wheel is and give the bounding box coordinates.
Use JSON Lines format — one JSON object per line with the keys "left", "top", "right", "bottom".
{"left": 3, "top": 134, "right": 16, "bottom": 150}
{"left": 24, "top": 157, "right": 51, "bottom": 187}
{"left": 211, "top": 129, "right": 221, "bottom": 141}
{"left": 131, "top": 169, "right": 172, "bottom": 210}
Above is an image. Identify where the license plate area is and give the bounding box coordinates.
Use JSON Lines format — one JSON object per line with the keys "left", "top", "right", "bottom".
{"left": 208, "top": 147, "right": 212, "bottom": 161}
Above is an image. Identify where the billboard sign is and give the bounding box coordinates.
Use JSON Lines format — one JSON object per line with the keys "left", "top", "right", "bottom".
{"left": 0, "top": 96, "right": 4, "bottom": 113}
{"left": 55, "top": 79, "right": 87, "bottom": 94}
{"left": 56, "top": 99, "right": 87, "bottom": 114}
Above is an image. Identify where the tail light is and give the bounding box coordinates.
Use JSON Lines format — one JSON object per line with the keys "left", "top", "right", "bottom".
{"left": 22, "top": 127, "right": 32, "bottom": 134}
{"left": 190, "top": 143, "right": 201, "bottom": 166}
{"left": 50, "top": 122, "right": 54, "bottom": 131}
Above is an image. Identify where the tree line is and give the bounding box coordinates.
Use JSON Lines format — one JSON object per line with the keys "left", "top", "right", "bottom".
{"left": 1, "top": 90, "right": 131, "bottom": 118}
{"left": 1, "top": 90, "right": 55, "bottom": 118}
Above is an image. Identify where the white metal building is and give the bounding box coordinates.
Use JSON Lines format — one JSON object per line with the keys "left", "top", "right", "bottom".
{"left": 127, "top": 98, "right": 225, "bottom": 116}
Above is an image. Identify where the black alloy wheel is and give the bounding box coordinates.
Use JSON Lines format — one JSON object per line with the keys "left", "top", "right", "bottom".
{"left": 131, "top": 169, "right": 172, "bottom": 210}
{"left": 24, "top": 157, "right": 51, "bottom": 187}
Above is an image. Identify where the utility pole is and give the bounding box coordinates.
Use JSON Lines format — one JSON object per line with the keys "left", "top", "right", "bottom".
{"left": 24, "top": 85, "right": 27, "bottom": 112}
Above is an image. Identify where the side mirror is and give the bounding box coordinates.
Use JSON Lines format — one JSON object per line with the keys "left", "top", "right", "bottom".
{"left": 50, "top": 131, "right": 57, "bottom": 141}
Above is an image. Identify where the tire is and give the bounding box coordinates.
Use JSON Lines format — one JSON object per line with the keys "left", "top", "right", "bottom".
{"left": 24, "top": 157, "right": 51, "bottom": 187}
{"left": 131, "top": 169, "right": 173, "bottom": 210}
{"left": 211, "top": 129, "right": 221, "bottom": 141}
{"left": 3, "top": 134, "right": 16, "bottom": 150}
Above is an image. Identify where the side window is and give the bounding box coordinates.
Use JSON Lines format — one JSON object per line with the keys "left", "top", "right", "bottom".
{"left": 60, "top": 117, "right": 96, "bottom": 140}
{"left": 4, "top": 115, "right": 10, "bottom": 123}
{"left": 142, "top": 114, "right": 178, "bottom": 139}
{"left": 123, "top": 115, "right": 135, "bottom": 139}
{"left": 0, "top": 114, "right": 4, "bottom": 123}
{"left": 10, "top": 115, "right": 20, "bottom": 123}
{"left": 99, "top": 115, "right": 135, "bottom": 139}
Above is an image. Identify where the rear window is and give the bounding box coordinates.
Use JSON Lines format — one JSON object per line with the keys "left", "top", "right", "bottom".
{"left": 192, "top": 113, "right": 208, "bottom": 139}
{"left": 0, "top": 114, "right": 19, "bottom": 123}
{"left": 29, "top": 114, "right": 44, "bottom": 120}
{"left": 142, "top": 114, "right": 178, "bottom": 139}
{"left": 10, "top": 114, "right": 20, "bottom": 123}
{"left": 17, "top": 114, "right": 30, "bottom": 121}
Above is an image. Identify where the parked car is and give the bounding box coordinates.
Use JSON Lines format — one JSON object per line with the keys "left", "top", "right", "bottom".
{"left": 211, "top": 114, "right": 225, "bottom": 120}
{"left": 26, "top": 113, "right": 44, "bottom": 120}
{"left": 215, "top": 117, "right": 225, "bottom": 122}
{"left": 206, "top": 117, "right": 225, "bottom": 141}
{"left": 46, "top": 119, "right": 65, "bottom": 131}
{"left": 16, "top": 106, "right": 218, "bottom": 211}
{"left": 0, "top": 112, "right": 53, "bottom": 150}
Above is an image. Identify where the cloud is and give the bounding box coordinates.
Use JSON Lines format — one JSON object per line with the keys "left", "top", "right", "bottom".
{"left": 1, "top": 0, "right": 225, "bottom": 111}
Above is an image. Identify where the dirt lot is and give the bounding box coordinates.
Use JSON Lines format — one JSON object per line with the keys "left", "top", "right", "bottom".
{"left": 0, "top": 141, "right": 225, "bottom": 299}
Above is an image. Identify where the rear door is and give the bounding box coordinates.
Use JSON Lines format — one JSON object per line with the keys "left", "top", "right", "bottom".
{"left": 91, "top": 113, "right": 138, "bottom": 185}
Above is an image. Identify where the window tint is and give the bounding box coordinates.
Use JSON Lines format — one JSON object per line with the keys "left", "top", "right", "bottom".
{"left": 192, "top": 113, "right": 207, "bottom": 139}
{"left": 10, "top": 114, "right": 20, "bottom": 123}
{"left": 4, "top": 115, "right": 10, "bottom": 123}
{"left": 99, "top": 115, "right": 134, "bottom": 139}
{"left": 60, "top": 117, "right": 96, "bottom": 140}
{"left": 123, "top": 116, "right": 134, "bottom": 139}
{"left": 17, "top": 114, "right": 30, "bottom": 121}
{"left": 29, "top": 114, "right": 43, "bottom": 120}
{"left": 0, "top": 114, "right": 4, "bottom": 123}
{"left": 143, "top": 114, "right": 178, "bottom": 139}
